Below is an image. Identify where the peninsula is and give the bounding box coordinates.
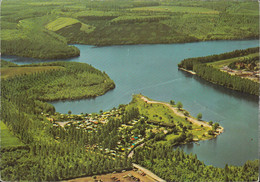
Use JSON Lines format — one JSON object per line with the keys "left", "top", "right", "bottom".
{"left": 178, "top": 47, "right": 259, "bottom": 96}
{"left": 1, "top": 59, "right": 258, "bottom": 181}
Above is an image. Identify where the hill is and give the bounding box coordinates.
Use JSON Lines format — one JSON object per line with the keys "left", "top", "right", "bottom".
{"left": 1, "top": 0, "right": 258, "bottom": 59}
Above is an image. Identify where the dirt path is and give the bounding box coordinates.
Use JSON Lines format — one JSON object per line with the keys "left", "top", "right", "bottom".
{"left": 140, "top": 96, "right": 224, "bottom": 133}
{"left": 56, "top": 121, "right": 70, "bottom": 127}
{"left": 128, "top": 142, "right": 145, "bottom": 158}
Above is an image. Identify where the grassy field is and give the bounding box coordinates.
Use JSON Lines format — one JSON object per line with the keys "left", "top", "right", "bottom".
{"left": 45, "top": 17, "right": 80, "bottom": 31}
{"left": 1, "top": 66, "right": 64, "bottom": 79}
{"left": 1, "top": 0, "right": 258, "bottom": 59}
{"left": 127, "top": 94, "right": 215, "bottom": 142}
{"left": 0, "top": 121, "right": 24, "bottom": 147}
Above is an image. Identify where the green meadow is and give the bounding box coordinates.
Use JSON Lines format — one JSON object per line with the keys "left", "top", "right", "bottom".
{"left": 127, "top": 94, "right": 215, "bottom": 142}
{"left": 1, "top": 121, "right": 24, "bottom": 148}
{"left": 207, "top": 53, "right": 259, "bottom": 69}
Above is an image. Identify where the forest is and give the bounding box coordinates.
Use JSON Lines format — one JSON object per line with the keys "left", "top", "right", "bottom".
{"left": 1, "top": 62, "right": 258, "bottom": 181}
{"left": 0, "top": 60, "right": 130, "bottom": 181}
{"left": 1, "top": 0, "right": 259, "bottom": 180}
{"left": 1, "top": 0, "right": 259, "bottom": 59}
{"left": 178, "top": 47, "right": 260, "bottom": 96}
{"left": 1, "top": 61, "right": 115, "bottom": 101}
{"left": 132, "top": 143, "right": 259, "bottom": 182}
{"left": 228, "top": 55, "right": 259, "bottom": 71}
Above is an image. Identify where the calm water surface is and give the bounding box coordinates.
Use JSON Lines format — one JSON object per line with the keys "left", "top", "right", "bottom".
{"left": 4, "top": 40, "right": 259, "bottom": 168}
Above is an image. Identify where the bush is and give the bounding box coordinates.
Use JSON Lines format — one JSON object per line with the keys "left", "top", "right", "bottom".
{"left": 197, "top": 113, "right": 202, "bottom": 120}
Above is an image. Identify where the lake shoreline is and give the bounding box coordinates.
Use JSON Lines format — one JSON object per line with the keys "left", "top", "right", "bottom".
{"left": 2, "top": 38, "right": 258, "bottom": 61}
{"left": 140, "top": 95, "right": 224, "bottom": 140}
{"left": 2, "top": 40, "right": 258, "bottom": 169}
{"left": 70, "top": 37, "right": 258, "bottom": 48}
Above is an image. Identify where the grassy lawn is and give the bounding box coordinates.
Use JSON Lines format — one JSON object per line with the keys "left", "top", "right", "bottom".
{"left": 127, "top": 95, "right": 214, "bottom": 142}
{"left": 45, "top": 17, "right": 80, "bottom": 31}
{"left": 207, "top": 53, "right": 259, "bottom": 68}
{"left": 1, "top": 66, "right": 65, "bottom": 79}
{"left": 128, "top": 95, "right": 190, "bottom": 126}
{"left": 0, "top": 121, "right": 24, "bottom": 147}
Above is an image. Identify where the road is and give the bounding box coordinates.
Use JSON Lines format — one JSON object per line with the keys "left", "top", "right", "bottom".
{"left": 132, "top": 163, "right": 166, "bottom": 182}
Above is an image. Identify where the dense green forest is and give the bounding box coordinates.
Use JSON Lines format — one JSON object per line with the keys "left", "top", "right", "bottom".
{"left": 0, "top": 61, "right": 129, "bottom": 181}
{"left": 1, "top": 0, "right": 259, "bottom": 59}
{"left": 133, "top": 143, "right": 259, "bottom": 182}
{"left": 1, "top": 61, "right": 115, "bottom": 101}
{"left": 178, "top": 47, "right": 260, "bottom": 96}
{"left": 1, "top": 60, "right": 258, "bottom": 180}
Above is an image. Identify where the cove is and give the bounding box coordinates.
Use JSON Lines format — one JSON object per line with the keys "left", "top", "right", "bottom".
{"left": 3, "top": 40, "right": 259, "bottom": 168}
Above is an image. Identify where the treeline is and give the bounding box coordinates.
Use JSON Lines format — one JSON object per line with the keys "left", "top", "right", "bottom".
{"left": 1, "top": 140, "right": 132, "bottom": 181}
{"left": 178, "top": 47, "right": 259, "bottom": 95}
{"left": 1, "top": 30, "right": 80, "bottom": 59}
{"left": 0, "top": 61, "right": 131, "bottom": 181}
{"left": 133, "top": 143, "right": 259, "bottom": 182}
{"left": 110, "top": 16, "right": 170, "bottom": 24}
{"left": 1, "top": 59, "right": 18, "bottom": 67}
{"left": 178, "top": 47, "right": 259, "bottom": 70}
{"left": 193, "top": 63, "right": 259, "bottom": 95}
{"left": 2, "top": 62, "right": 115, "bottom": 101}
{"left": 122, "top": 107, "right": 140, "bottom": 124}
{"left": 85, "top": 1, "right": 160, "bottom": 11}
{"left": 228, "top": 55, "right": 259, "bottom": 71}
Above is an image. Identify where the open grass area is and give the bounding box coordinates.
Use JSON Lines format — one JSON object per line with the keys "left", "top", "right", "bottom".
{"left": 207, "top": 53, "right": 259, "bottom": 68}
{"left": 1, "top": 66, "right": 65, "bottom": 79}
{"left": 127, "top": 94, "right": 216, "bottom": 142}
{"left": 45, "top": 17, "right": 80, "bottom": 31}
{"left": 0, "top": 121, "right": 24, "bottom": 147}
{"left": 130, "top": 98, "right": 188, "bottom": 125}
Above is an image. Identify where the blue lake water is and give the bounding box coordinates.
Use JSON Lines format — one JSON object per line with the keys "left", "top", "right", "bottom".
{"left": 3, "top": 39, "right": 259, "bottom": 168}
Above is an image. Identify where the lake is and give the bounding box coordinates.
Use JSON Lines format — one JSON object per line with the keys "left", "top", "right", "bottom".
{"left": 3, "top": 39, "right": 259, "bottom": 168}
